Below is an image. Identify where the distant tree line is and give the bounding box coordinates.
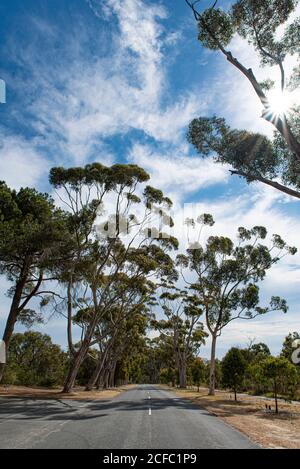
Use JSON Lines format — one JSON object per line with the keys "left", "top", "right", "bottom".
{"left": 142, "top": 333, "right": 300, "bottom": 413}
{"left": 3, "top": 329, "right": 299, "bottom": 414}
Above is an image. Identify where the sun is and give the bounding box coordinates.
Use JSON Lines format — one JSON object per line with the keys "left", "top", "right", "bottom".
{"left": 267, "top": 89, "right": 292, "bottom": 116}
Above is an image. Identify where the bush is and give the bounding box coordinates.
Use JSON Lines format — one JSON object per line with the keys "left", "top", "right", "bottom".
{"left": 4, "top": 331, "right": 67, "bottom": 387}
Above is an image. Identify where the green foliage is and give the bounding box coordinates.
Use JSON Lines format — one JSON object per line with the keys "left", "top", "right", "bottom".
{"left": 49, "top": 161, "right": 179, "bottom": 392}
{"left": 0, "top": 183, "right": 67, "bottom": 273}
{"left": 183, "top": 219, "right": 294, "bottom": 332}
{"left": 143, "top": 185, "right": 173, "bottom": 209}
{"left": 280, "top": 331, "right": 300, "bottom": 362}
{"left": 197, "top": 0, "right": 298, "bottom": 62}
{"left": 186, "top": 0, "right": 300, "bottom": 198}
{"left": 198, "top": 8, "right": 235, "bottom": 50}
{"left": 249, "top": 342, "right": 271, "bottom": 360}
{"left": 160, "top": 367, "right": 177, "bottom": 385}
{"left": 17, "top": 309, "right": 44, "bottom": 328}
{"left": 3, "top": 332, "right": 67, "bottom": 387}
{"left": 191, "top": 357, "right": 206, "bottom": 390}
{"left": 76, "top": 349, "right": 99, "bottom": 386}
{"left": 249, "top": 356, "right": 299, "bottom": 408}
{"left": 232, "top": 0, "right": 297, "bottom": 65}
{"left": 0, "top": 181, "right": 70, "bottom": 381}
{"left": 221, "top": 348, "right": 247, "bottom": 398}
{"left": 49, "top": 163, "right": 150, "bottom": 191}
{"left": 179, "top": 216, "right": 296, "bottom": 395}
{"left": 187, "top": 117, "right": 286, "bottom": 183}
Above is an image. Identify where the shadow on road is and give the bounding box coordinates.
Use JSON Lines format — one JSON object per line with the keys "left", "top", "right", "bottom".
{"left": 0, "top": 387, "right": 214, "bottom": 421}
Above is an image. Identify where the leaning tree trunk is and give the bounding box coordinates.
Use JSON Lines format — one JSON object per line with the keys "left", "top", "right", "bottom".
{"left": 96, "top": 369, "right": 103, "bottom": 390}
{"left": 85, "top": 349, "right": 108, "bottom": 391}
{"left": 208, "top": 333, "right": 217, "bottom": 396}
{"left": 63, "top": 340, "right": 90, "bottom": 393}
{"left": 0, "top": 273, "right": 28, "bottom": 383}
{"left": 63, "top": 308, "right": 101, "bottom": 393}
{"left": 66, "top": 274, "right": 75, "bottom": 356}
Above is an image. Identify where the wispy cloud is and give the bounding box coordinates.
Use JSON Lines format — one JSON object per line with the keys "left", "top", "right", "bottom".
{"left": 0, "top": 133, "right": 48, "bottom": 189}
{"left": 2, "top": 0, "right": 205, "bottom": 174}
{"left": 128, "top": 142, "right": 229, "bottom": 203}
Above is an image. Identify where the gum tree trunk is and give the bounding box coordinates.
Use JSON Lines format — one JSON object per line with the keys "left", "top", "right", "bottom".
{"left": 179, "top": 363, "right": 187, "bottom": 388}
{"left": 63, "top": 340, "right": 90, "bottom": 393}
{"left": 109, "top": 362, "right": 117, "bottom": 388}
{"left": 85, "top": 349, "right": 108, "bottom": 391}
{"left": 208, "top": 333, "right": 217, "bottom": 396}
{"left": 0, "top": 270, "right": 28, "bottom": 383}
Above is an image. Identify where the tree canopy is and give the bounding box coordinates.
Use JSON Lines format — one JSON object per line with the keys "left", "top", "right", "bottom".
{"left": 185, "top": 0, "right": 300, "bottom": 199}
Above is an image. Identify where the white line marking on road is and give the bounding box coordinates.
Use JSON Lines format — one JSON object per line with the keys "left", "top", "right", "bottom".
{"left": 149, "top": 408, "right": 151, "bottom": 416}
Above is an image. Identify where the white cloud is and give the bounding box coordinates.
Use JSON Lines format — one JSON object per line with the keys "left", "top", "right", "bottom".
{"left": 4, "top": 0, "right": 205, "bottom": 167}
{"left": 165, "top": 181, "right": 300, "bottom": 357}
{"left": 0, "top": 134, "right": 48, "bottom": 189}
{"left": 128, "top": 142, "right": 229, "bottom": 202}
{"left": 176, "top": 181, "right": 300, "bottom": 267}
{"left": 202, "top": 312, "right": 300, "bottom": 359}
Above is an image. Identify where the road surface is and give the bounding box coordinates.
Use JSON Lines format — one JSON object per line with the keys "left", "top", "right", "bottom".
{"left": 0, "top": 384, "right": 258, "bottom": 449}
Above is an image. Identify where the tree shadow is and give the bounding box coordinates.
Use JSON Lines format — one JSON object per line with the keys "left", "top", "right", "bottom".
{"left": 0, "top": 386, "right": 215, "bottom": 421}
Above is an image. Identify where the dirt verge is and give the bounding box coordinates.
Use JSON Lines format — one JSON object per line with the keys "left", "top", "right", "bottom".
{"left": 0, "top": 384, "right": 135, "bottom": 400}
{"left": 163, "top": 386, "right": 300, "bottom": 449}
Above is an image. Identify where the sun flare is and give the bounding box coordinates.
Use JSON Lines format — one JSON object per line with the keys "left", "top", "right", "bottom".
{"left": 267, "top": 89, "right": 293, "bottom": 116}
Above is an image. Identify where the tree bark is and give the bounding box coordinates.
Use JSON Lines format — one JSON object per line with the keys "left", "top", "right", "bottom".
{"left": 208, "top": 334, "right": 217, "bottom": 396}
{"left": 0, "top": 266, "right": 29, "bottom": 383}
{"left": 62, "top": 341, "right": 89, "bottom": 393}
{"left": 103, "top": 368, "right": 109, "bottom": 389}
{"left": 95, "top": 369, "right": 103, "bottom": 390}
{"left": 109, "top": 362, "right": 116, "bottom": 388}
{"left": 67, "top": 275, "right": 75, "bottom": 356}
{"left": 230, "top": 170, "right": 300, "bottom": 199}
{"left": 274, "top": 380, "right": 278, "bottom": 414}
{"left": 179, "top": 363, "right": 187, "bottom": 388}
{"left": 63, "top": 301, "right": 102, "bottom": 392}
{"left": 85, "top": 349, "right": 108, "bottom": 391}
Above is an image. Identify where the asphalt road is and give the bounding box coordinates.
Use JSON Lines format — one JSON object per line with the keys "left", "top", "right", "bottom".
{"left": 0, "top": 385, "right": 258, "bottom": 449}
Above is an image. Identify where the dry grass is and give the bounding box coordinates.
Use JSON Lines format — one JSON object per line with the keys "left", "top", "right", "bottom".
{"left": 163, "top": 386, "right": 300, "bottom": 449}
{"left": 0, "top": 384, "right": 135, "bottom": 401}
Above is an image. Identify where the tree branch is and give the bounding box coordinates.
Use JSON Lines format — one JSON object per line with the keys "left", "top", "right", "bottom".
{"left": 17, "top": 272, "right": 43, "bottom": 312}
{"left": 229, "top": 169, "right": 300, "bottom": 199}
{"left": 185, "top": 0, "right": 300, "bottom": 161}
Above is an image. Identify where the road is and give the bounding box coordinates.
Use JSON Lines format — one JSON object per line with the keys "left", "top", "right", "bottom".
{"left": 0, "top": 385, "right": 258, "bottom": 449}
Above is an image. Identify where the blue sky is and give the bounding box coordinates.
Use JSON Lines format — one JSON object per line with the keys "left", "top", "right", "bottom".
{"left": 0, "top": 0, "right": 299, "bottom": 358}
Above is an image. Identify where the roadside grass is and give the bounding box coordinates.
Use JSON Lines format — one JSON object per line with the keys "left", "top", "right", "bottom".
{"left": 0, "top": 384, "right": 135, "bottom": 400}
{"left": 161, "top": 385, "right": 300, "bottom": 449}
